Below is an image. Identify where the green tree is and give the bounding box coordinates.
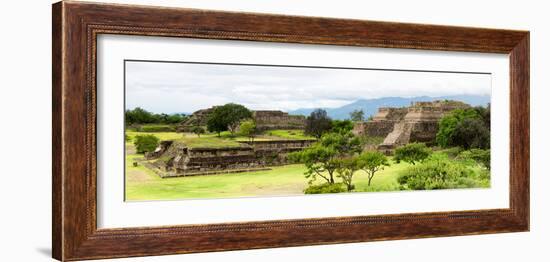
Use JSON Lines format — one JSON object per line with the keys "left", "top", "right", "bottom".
{"left": 336, "top": 157, "right": 360, "bottom": 191}
{"left": 436, "top": 107, "right": 490, "bottom": 149}
{"left": 192, "top": 126, "right": 205, "bottom": 137}
{"left": 349, "top": 109, "right": 365, "bottom": 122}
{"left": 239, "top": 119, "right": 256, "bottom": 142}
{"left": 393, "top": 143, "right": 432, "bottom": 165}
{"left": 305, "top": 109, "right": 333, "bottom": 139}
{"left": 165, "top": 114, "right": 187, "bottom": 124}
{"left": 133, "top": 135, "right": 160, "bottom": 154}
{"left": 452, "top": 118, "right": 490, "bottom": 149}
{"left": 356, "top": 151, "right": 390, "bottom": 186}
{"left": 125, "top": 107, "right": 156, "bottom": 125}
{"left": 331, "top": 119, "right": 354, "bottom": 134}
{"left": 207, "top": 103, "right": 252, "bottom": 136}
{"left": 289, "top": 131, "right": 362, "bottom": 184}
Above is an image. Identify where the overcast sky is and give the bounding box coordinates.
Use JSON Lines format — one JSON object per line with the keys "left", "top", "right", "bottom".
{"left": 125, "top": 61, "right": 491, "bottom": 114}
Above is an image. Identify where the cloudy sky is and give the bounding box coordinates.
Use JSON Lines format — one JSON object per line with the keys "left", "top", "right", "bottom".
{"left": 125, "top": 60, "right": 491, "bottom": 114}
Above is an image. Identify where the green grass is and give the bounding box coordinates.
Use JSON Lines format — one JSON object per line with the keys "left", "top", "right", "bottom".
{"left": 263, "top": 129, "right": 315, "bottom": 140}
{"left": 173, "top": 137, "right": 244, "bottom": 148}
{"left": 125, "top": 151, "right": 410, "bottom": 201}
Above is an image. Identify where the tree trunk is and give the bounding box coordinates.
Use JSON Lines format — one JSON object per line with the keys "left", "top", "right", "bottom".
{"left": 329, "top": 172, "right": 335, "bottom": 184}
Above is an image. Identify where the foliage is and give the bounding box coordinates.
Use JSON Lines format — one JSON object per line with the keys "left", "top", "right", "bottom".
{"left": 439, "top": 147, "right": 463, "bottom": 159}
{"left": 359, "top": 135, "right": 385, "bottom": 147}
{"left": 436, "top": 106, "right": 490, "bottom": 149}
{"left": 397, "top": 156, "right": 488, "bottom": 190}
{"left": 349, "top": 109, "right": 365, "bottom": 122}
{"left": 125, "top": 107, "right": 187, "bottom": 125}
{"left": 331, "top": 120, "right": 354, "bottom": 134}
{"left": 304, "top": 183, "right": 347, "bottom": 194}
{"left": 356, "top": 151, "right": 390, "bottom": 186}
{"left": 458, "top": 149, "right": 491, "bottom": 170}
{"left": 452, "top": 118, "right": 490, "bottom": 149}
{"left": 133, "top": 135, "right": 160, "bottom": 154}
{"left": 393, "top": 143, "right": 432, "bottom": 165}
{"left": 138, "top": 124, "right": 176, "bottom": 132}
{"left": 239, "top": 119, "right": 256, "bottom": 142}
{"left": 192, "top": 126, "right": 206, "bottom": 138}
{"left": 207, "top": 103, "right": 252, "bottom": 136}
{"left": 335, "top": 157, "right": 360, "bottom": 191}
{"left": 304, "top": 109, "right": 333, "bottom": 138}
{"left": 289, "top": 131, "right": 361, "bottom": 184}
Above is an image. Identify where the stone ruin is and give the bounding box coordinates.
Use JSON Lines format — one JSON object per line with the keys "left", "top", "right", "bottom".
{"left": 176, "top": 108, "right": 305, "bottom": 133}
{"left": 176, "top": 107, "right": 217, "bottom": 132}
{"left": 353, "top": 100, "right": 470, "bottom": 154}
{"left": 253, "top": 110, "right": 306, "bottom": 131}
{"left": 146, "top": 139, "right": 315, "bottom": 178}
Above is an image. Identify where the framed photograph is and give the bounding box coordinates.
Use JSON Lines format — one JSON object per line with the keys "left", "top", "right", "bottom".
{"left": 52, "top": 1, "right": 529, "bottom": 261}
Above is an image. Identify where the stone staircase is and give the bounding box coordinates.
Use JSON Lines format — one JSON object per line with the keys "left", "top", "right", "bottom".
{"left": 378, "top": 122, "right": 414, "bottom": 154}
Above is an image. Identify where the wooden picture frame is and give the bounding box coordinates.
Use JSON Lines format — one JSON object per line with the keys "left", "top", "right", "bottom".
{"left": 52, "top": 1, "right": 529, "bottom": 261}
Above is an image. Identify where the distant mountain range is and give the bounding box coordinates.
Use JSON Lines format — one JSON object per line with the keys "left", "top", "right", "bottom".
{"left": 288, "top": 95, "right": 490, "bottom": 120}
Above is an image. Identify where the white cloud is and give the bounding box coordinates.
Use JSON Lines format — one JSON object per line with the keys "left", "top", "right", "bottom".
{"left": 125, "top": 61, "right": 491, "bottom": 114}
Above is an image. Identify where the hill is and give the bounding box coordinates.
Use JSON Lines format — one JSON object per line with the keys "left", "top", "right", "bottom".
{"left": 289, "top": 95, "right": 490, "bottom": 120}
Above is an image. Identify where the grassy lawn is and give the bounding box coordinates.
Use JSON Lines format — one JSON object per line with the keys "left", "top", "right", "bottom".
{"left": 263, "top": 129, "right": 315, "bottom": 140}
{"left": 126, "top": 129, "right": 315, "bottom": 149}
{"left": 125, "top": 150, "right": 411, "bottom": 201}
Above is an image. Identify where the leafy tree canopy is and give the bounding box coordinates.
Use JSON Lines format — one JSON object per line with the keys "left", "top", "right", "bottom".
{"left": 349, "top": 109, "right": 365, "bottom": 122}
{"left": 239, "top": 119, "right": 256, "bottom": 142}
{"left": 356, "top": 151, "right": 390, "bottom": 186}
{"left": 134, "top": 134, "right": 160, "bottom": 154}
{"left": 436, "top": 106, "right": 490, "bottom": 149}
{"left": 331, "top": 120, "right": 354, "bottom": 134}
{"left": 305, "top": 109, "right": 333, "bottom": 139}
{"left": 125, "top": 107, "right": 187, "bottom": 125}
{"left": 394, "top": 143, "right": 432, "bottom": 165}
{"left": 207, "top": 103, "right": 252, "bottom": 136}
{"left": 289, "top": 131, "right": 361, "bottom": 184}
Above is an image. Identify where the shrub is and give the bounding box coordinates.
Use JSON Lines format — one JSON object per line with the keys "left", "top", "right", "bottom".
{"left": 397, "top": 157, "right": 484, "bottom": 190}
{"left": 192, "top": 126, "right": 206, "bottom": 138}
{"left": 393, "top": 143, "right": 432, "bottom": 165}
{"left": 439, "top": 147, "right": 463, "bottom": 159}
{"left": 134, "top": 135, "right": 160, "bottom": 154}
{"left": 304, "top": 183, "right": 347, "bottom": 194}
{"left": 458, "top": 149, "right": 491, "bottom": 170}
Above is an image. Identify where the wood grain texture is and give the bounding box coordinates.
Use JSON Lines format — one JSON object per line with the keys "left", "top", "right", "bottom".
{"left": 52, "top": 1, "right": 530, "bottom": 261}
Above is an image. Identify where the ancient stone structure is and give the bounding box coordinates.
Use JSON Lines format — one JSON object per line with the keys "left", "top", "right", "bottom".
{"left": 353, "top": 100, "right": 470, "bottom": 153}
{"left": 176, "top": 107, "right": 217, "bottom": 132}
{"left": 253, "top": 111, "right": 306, "bottom": 131}
{"left": 177, "top": 108, "right": 305, "bottom": 133}
{"left": 148, "top": 139, "right": 315, "bottom": 178}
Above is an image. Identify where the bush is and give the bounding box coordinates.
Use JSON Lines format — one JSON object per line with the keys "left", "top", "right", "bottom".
{"left": 134, "top": 135, "right": 160, "bottom": 154}
{"left": 439, "top": 147, "right": 463, "bottom": 159}
{"left": 458, "top": 149, "right": 491, "bottom": 170}
{"left": 138, "top": 124, "right": 176, "bottom": 132}
{"left": 304, "top": 183, "right": 347, "bottom": 194}
{"left": 393, "top": 143, "right": 432, "bottom": 165}
{"left": 397, "top": 157, "right": 485, "bottom": 190}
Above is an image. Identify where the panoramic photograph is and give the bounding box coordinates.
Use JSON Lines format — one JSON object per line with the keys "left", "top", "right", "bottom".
{"left": 124, "top": 60, "right": 491, "bottom": 201}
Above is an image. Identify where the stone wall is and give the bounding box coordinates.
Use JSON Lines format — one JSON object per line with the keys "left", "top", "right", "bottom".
{"left": 177, "top": 108, "right": 306, "bottom": 133}
{"left": 253, "top": 110, "right": 306, "bottom": 131}
{"left": 151, "top": 139, "right": 315, "bottom": 177}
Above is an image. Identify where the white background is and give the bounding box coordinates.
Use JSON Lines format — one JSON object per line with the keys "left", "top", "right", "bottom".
{"left": 0, "top": 0, "right": 546, "bottom": 261}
